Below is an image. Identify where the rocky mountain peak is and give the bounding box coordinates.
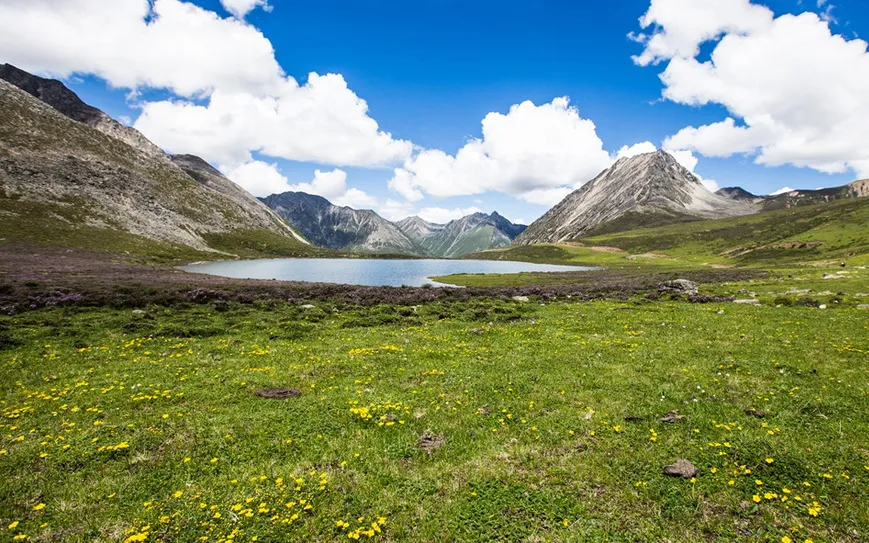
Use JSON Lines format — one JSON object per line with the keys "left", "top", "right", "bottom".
{"left": 517, "top": 150, "right": 757, "bottom": 244}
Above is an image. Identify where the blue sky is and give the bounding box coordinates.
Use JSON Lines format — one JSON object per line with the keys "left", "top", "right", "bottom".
{"left": 3, "top": 0, "right": 869, "bottom": 223}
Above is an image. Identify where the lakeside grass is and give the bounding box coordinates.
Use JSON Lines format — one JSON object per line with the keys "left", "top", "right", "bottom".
{"left": 2, "top": 290, "right": 868, "bottom": 542}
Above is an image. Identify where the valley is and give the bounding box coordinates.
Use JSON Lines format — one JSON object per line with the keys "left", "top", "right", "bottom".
{"left": 2, "top": 55, "right": 869, "bottom": 543}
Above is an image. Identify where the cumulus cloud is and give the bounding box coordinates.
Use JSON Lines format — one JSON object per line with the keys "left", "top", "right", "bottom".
{"left": 387, "top": 97, "right": 612, "bottom": 204}
{"left": 221, "top": 161, "right": 376, "bottom": 208}
{"left": 417, "top": 206, "right": 483, "bottom": 224}
{"left": 221, "top": 0, "right": 271, "bottom": 18}
{"left": 376, "top": 199, "right": 416, "bottom": 222}
{"left": 0, "top": 0, "right": 283, "bottom": 97}
{"left": 135, "top": 73, "right": 412, "bottom": 167}
{"left": 635, "top": 0, "right": 869, "bottom": 179}
{"left": 0, "top": 0, "right": 411, "bottom": 172}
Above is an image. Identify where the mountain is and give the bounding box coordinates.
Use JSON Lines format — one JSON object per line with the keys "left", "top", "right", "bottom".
{"left": 0, "top": 65, "right": 310, "bottom": 257}
{"left": 0, "top": 63, "right": 162, "bottom": 157}
{"left": 396, "top": 212, "right": 527, "bottom": 258}
{"left": 261, "top": 192, "right": 420, "bottom": 255}
{"left": 517, "top": 150, "right": 756, "bottom": 244}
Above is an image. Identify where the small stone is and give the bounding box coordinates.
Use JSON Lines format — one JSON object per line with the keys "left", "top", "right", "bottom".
{"left": 734, "top": 299, "right": 761, "bottom": 305}
{"left": 818, "top": 304, "right": 827, "bottom": 310}
{"left": 468, "top": 328, "right": 485, "bottom": 334}
{"left": 512, "top": 296, "right": 530, "bottom": 303}
{"left": 301, "top": 304, "right": 316, "bottom": 309}
{"left": 661, "top": 410, "right": 685, "bottom": 423}
{"left": 857, "top": 304, "right": 869, "bottom": 310}
{"left": 663, "top": 459, "right": 697, "bottom": 478}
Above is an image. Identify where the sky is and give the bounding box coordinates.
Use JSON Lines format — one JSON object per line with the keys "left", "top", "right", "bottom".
{"left": 1, "top": 0, "right": 869, "bottom": 224}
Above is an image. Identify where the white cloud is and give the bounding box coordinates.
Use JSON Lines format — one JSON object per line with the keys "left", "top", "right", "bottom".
{"left": 517, "top": 187, "right": 574, "bottom": 206}
{"left": 221, "top": 0, "right": 270, "bottom": 18}
{"left": 770, "top": 186, "right": 795, "bottom": 196}
{"left": 416, "top": 206, "right": 483, "bottom": 224}
{"left": 615, "top": 141, "right": 657, "bottom": 159}
{"left": 376, "top": 199, "right": 415, "bottom": 222}
{"left": 631, "top": 0, "right": 773, "bottom": 66}
{"left": 636, "top": 0, "right": 869, "bottom": 179}
{"left": 511, "top": 217, "right": 527, "bottom": 226}
{"left": 0, "top": 0, "right": 283, "bottom": 97}
{"left": 0, "top": 0, "right": 411, "bottom": 172}
{"left": 222, "top": 160, "right": 291, "bottom": 197}
{"left": 387, "top": 97, "right": 612, "bottom": 202}
{"left": 135, "top": 73, "right": 412, "bottom": 168}
{"left": 221, "top": 162, "right": 376, "bottom": 208}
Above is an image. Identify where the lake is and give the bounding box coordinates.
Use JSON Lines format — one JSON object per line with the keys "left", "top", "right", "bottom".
{"left": 181, "top": 258, "right": 595, "bottom": 287}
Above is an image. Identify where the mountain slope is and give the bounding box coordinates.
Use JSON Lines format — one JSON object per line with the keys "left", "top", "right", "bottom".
{"left": 0, "top": 72, "right": 311, "bottom": 258}
{"left": 517, "top": 150, "right": 756, "bottom": 244}
{"left": 397, "top": 212, "right": 526, "bottom": 257}
{"left": 261, "top": 192, "right": 420, "bottom": 255}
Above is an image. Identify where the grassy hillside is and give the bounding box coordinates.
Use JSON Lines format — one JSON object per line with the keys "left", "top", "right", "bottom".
{"left": 0, "top": 195, "right": 329, "bottom": 264}
{"left": 466, "top": 197, "right": 869, "bottom": 269}
{"left": 1, "top": 293, "right": 867, "bottom": 542}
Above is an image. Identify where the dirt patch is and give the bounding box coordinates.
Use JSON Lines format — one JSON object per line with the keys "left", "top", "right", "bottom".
{"left": 587, "top": 246, "right": 625, "bottom": 253}
{"left": 744, "top": 409, "right": 769, "bottom": 419}
{"left": 254, "top": 388, "right": 301, "bottom": 399}
{"left": 416, "top": 433, "right": 445, "bottom": 456}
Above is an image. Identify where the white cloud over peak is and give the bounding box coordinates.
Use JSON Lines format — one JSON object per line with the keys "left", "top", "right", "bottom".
{"left": 221, "top": 0, "right": 271, "bottom": 18}
{"left": 221, "top": 162, "right": 376, "bottom": 209}
{"left": 416, "top": 206, "right": 483, "bottom": 224}
{"left": 615, "top": 141, "right": 658, "bottom": 160}
{"left": 387, "top": 97, "right": 612, "bottom": 205}
{"left": 636, "top": 0, "right": 869, "bottom": 179}
{"left": 769, "top": 186, "right": 795, "bottom": 196}
{"left": 0, "top": 0, "right": 411, "bottom": 172}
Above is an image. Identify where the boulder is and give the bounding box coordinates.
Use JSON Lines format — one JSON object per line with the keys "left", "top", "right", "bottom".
{"left": 659, "top": 279, "right": 698, "bottom": 296}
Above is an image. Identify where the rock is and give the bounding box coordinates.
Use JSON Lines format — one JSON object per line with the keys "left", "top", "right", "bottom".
{"left": 822, "top": 274, "right": 837, "bottom": 280}
{"left": 659, "top": 279, "right": 699, "bottom": 296}
{"left": 131, "top": 309, "right": 146, "bottom": 316}
{"left": 254, "top": 388, "right": 301, "bottom": 399}
{"left": 857, "top": 304, "right": 869, "bottom": 310}
{"left": 663, "top": 459, "right": 697, "bottom": 478}
{"left": 734, "top": 299, "right": 761, "bottom": 305}
{"left": 818, "top": 304, "right": 827, "bottom": 310}
{"left": 468, "top": 328, "right": 485, "bottom": 334}
{"left": 661, "top": 410, "right": 685, "bottom": 423}
{"left": 301, "top": 304, "right": 316, "bottom": 309}
{"left": 512, "top": 296, "right": 530, "bottom": 303}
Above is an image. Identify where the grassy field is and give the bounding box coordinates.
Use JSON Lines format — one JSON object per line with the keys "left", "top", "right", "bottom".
{"left": 2, "top": 284, "right": 868, "bottom": 542}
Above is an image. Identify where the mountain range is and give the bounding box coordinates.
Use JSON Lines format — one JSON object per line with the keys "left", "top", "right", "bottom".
{"left": 260, "top": 190, "right": 526, "bottom": 257}
{"left": 1, "top": 63, "right": 866, "bottom": 262}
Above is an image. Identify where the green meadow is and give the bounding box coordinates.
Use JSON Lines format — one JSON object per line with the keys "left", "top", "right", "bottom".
{"left": 2, "top": 274, "right": 868, "bottom": 542}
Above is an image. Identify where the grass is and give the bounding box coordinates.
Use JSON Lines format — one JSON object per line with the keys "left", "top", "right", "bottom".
{"left": 1, "top": 281, "right": 868, "bottom": 542}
